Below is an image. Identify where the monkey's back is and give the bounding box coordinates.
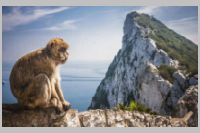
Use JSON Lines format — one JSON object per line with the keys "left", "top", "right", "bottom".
{"left": 9, "top": 49, "right": 55, "bottom": 98}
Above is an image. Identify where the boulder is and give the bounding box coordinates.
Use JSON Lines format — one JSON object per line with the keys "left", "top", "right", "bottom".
{"left": 2, "top": 104, "right": 80, "bottom": 127}
{"left": 189, "top": 77, "right": 198, "bottom": 86}
{"left": 173, "top": 71, "right": 186, "bottom": 89}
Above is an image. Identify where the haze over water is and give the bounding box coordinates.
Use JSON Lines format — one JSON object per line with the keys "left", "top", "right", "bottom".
{"left": 2, "top": 60, "right": 109, "bottom": 111}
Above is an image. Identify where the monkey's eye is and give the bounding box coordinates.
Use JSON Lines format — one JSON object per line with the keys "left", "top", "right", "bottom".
{"left": 59, "top": 48, "right": 66, "bottom": 52}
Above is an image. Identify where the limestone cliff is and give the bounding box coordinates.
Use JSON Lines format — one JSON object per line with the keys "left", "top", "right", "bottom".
{"left": 89, "top": 11, "right": 198, "bottom": 116}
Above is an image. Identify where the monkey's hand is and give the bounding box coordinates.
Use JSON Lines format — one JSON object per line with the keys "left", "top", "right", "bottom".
{"left": 62, "top": 101, "right": 71, "bottom": 111}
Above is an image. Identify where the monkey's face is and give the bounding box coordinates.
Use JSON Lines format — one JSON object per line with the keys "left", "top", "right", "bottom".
{"left": 47, "top": 38, "right": 69, "bottom": 64}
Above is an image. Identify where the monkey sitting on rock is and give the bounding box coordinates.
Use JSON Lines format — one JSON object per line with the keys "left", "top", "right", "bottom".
{"left": 9, "top": 38, "right": 71, "bottom": 111}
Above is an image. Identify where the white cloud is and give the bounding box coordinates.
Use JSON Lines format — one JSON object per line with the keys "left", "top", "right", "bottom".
{"left": 137, "top": 6, "right": 159, "bottom": 14}
{"left": 165, "top": 17, "right": 198, "bottom": 44}
{"left": 3, "top": 7, "right": 70, "bottom": 31}
{"left": 42, "top": 20, "right": 78, "bottom": 31}
{"left": 166, "top": 17, "right": 197, "bottom": 26}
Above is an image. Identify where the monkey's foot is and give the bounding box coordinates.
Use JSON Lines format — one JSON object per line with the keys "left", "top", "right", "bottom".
{"left": 62, "top": 101, "right": 71, "bottom": 111}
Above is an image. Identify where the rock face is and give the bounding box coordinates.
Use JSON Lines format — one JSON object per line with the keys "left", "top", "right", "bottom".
{"left": 136, "top": 63, "right": 172, "bottom": 113}
{"left": 189, "top": 75, "right": 198, "bottom": 86}
{"left": 89, "top": 11, "right": 198, "bottom": 117}
{"left": 2, "top": 104, "right": 193, "bottom": 127}
{"left": 175, "top": 85, "right": 198, "bottom": 127}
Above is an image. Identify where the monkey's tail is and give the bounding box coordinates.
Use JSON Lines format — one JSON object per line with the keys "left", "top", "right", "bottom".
{"left": 182, "top": 111, "right": 193, "bottom": 124}
{"left": 2, "top": 103, "right": 24, "bottom": 111}
{"left": 11, "top": 88, "right": 25, "bottom": 100}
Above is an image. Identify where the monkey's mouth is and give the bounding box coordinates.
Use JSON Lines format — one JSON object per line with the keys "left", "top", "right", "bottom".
{"left": 60, "top": 57, "right": 67, "bottom": 63}
{"left": 55, "top": 57, "right": 67, "bottom": 65}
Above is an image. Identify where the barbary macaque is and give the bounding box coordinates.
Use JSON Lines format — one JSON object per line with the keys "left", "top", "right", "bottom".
{"left": 9, "top": 38, "right": 71, "bottom": 111}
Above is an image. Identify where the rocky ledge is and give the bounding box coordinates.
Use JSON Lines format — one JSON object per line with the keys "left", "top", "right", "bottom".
{"left": 2, "top": 104, "right": 194, "bottom": 127}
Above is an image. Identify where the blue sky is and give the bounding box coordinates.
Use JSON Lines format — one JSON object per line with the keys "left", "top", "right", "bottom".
{"left": 2, "top": 6, "right": 198, "bottom": 62}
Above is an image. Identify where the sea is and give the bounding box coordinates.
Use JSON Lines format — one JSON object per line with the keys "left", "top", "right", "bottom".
{"left": 2, "top": 60, "right": 110, "bottom": 111}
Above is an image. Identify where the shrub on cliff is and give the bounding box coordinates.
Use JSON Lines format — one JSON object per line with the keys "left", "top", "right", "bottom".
{"left": 116, "top": 100, "right": 157, "bottom": 115}
{"left": 158, "top": 65, "right": 176, "bottom": 83}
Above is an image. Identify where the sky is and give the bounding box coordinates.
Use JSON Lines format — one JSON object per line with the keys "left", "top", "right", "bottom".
{"left": 2, "top": 6, "right": 198, "bottom": 63}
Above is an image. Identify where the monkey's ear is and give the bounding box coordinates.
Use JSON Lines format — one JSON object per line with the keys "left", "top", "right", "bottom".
{"left": 46, "top": 40, "right": 56, "bottom": 50}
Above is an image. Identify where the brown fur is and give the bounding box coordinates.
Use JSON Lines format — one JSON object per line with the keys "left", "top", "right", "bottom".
{"left": 9, "top": 38, "right": 70, "bottom": 111}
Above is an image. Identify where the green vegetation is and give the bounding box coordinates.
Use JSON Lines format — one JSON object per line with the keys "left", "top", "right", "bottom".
{"left": 117, "top": 103, "right": 127, "bottom": 110}
{"left": 158, "top": 65, "right": 177, "bottom": 83}
{"left": 116, "top": 100, "right": 157, "bottom": 115}
{"left": 134, "top": 12, "right": 198, "bottom": 75}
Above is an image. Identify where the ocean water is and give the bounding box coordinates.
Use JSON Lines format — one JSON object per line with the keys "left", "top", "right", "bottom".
{"left": 2, "top": 60, "right": 109, "bottom": 111}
